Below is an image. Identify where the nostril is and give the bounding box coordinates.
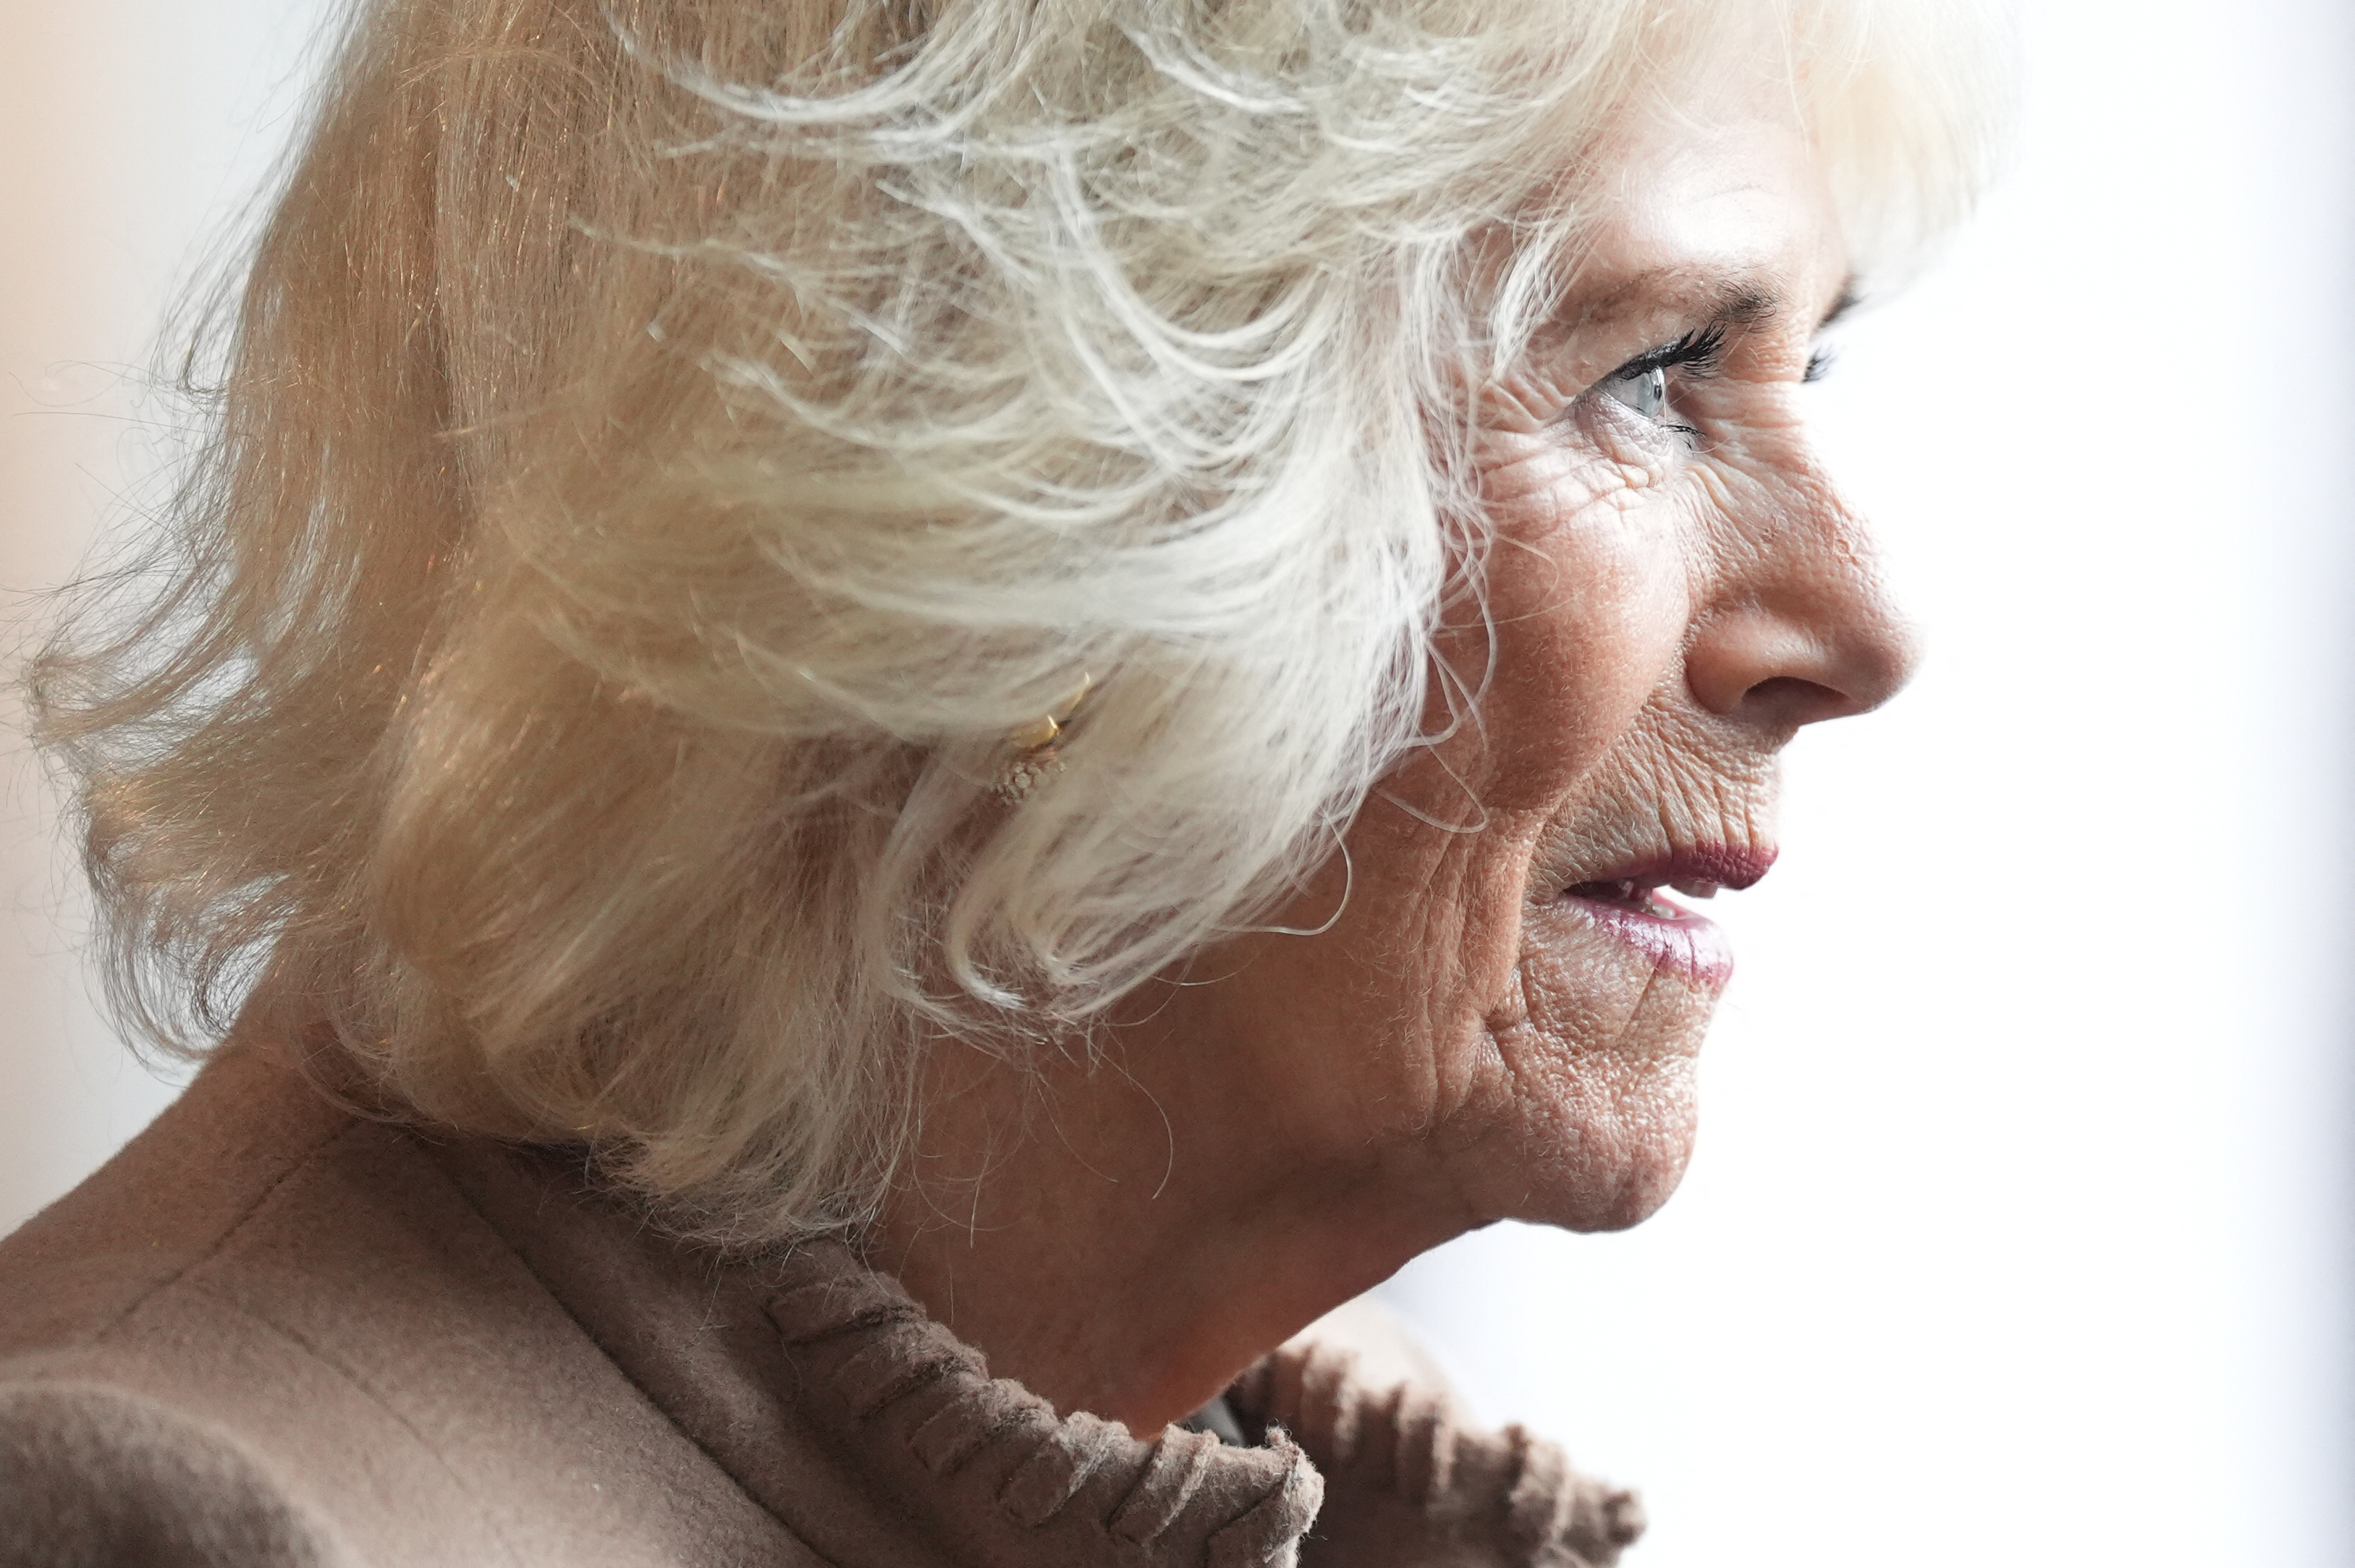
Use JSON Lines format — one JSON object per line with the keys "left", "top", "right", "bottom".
{"left": 1742, "top": 674, "right": 1854, "bottom": 729}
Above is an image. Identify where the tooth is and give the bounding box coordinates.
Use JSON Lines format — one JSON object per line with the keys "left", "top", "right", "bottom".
{"left": 1671, "top": 878, "right": 1720, "bottom": 899}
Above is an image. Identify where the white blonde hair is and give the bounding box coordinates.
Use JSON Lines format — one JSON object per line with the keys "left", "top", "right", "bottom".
{"left": 30, "top": 0, "right": 2005, "bottom": 1246}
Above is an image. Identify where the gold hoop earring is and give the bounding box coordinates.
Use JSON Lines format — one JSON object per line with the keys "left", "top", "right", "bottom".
{"left": 994, "top": 675, "right": 1091, "bottom": 803}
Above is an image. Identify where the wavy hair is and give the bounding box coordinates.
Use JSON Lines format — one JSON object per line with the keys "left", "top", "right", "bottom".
{"left": 28, "top": 0, "right": 2005, "bottom": 1245}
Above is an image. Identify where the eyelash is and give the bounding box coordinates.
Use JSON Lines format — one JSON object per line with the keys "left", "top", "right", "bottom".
{"left": 1590, "top": 323, "right": 1730, "bottom": 441}
{"left": 1573, "top": 323, "right": 1833, "bottom": 439}
{"left": 1612, "top": 321, "right": 1731, "bottom": 385}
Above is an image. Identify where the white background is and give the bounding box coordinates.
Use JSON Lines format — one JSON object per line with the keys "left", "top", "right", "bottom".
{"left": 3, "top": 4, "right": 2348, "bottom": 1565}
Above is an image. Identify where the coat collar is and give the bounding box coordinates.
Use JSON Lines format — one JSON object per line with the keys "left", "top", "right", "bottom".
{"left": 428, "top": 1135, "right": 1641, "bottom": 1568}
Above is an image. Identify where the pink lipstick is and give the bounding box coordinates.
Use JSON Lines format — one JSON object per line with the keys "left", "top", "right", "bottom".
{"left": 1560, "top": 847, "right": 1775, "bottom": 987}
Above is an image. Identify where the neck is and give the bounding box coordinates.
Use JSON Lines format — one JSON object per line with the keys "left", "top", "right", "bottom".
{"left": 868, "top": 1014, "right": 1468, "bottom": 1432}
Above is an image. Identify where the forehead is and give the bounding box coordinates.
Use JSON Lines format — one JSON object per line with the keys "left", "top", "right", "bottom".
{"left": 1569, "top": 59, "right": 1850, "bottom": 333}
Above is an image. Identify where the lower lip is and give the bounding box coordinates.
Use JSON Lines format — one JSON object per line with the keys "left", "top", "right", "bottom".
{"left": 1563, "top": 893, "right": 1735, "bottom": 988}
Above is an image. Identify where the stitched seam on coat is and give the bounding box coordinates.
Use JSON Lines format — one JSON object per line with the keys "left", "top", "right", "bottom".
{"left": 174, "top": 1279, "right": 533, "bottom": 1568}
{"left": 418, "top": 1151, "right": 850, "bottom": 1567}
{"left": 90, "top": 1116, "right": 374, "bottom": 1347}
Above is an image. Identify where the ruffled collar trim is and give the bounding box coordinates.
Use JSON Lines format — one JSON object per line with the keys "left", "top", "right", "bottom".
{"left": 763, "top": 1239, "right": 1641, "bottom": 1568}
{"left": 764, "top": 1239, "right": 1322, "bottom": 1566}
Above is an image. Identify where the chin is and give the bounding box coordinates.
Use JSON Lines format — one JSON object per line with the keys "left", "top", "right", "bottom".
{"left": 1489, "top": 1040, "right": 1703, "bottom": 1234}
{"left": 1571, "top": 1128, "right": 1698, "bottom": 1232}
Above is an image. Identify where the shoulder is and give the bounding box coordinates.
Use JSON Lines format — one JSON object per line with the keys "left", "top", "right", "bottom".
{"left": 0, "top": 1046, "right": 802, "bottom": 1567}
{"left": 0, "top": 1044, "right": 363, "bottom": 1363}
{"left": 0, "top": 1379, "right": 342, "bottom": 1567}
{"left": 0, "top": 1046, "right": 520, "bottom": 1561}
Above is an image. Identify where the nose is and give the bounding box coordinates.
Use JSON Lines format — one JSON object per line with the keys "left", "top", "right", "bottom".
{"left": 1683, "top": 491, "right": 1919, "bottom": 732}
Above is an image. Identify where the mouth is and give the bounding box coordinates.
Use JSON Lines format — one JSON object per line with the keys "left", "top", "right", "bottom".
{"left": 1559, "top": 846, "right": 1775, "bottom": 987}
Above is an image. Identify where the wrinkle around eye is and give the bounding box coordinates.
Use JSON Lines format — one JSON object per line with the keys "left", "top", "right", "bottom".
{"left": 1569, "top": 389, "right": 1688, "bottom": 479}
{"left": 1474, "top": 378, "right": 1691, "bottom": 527}
{"left": 1476, "top": 427, "right": 1640, "bottom": 517}
{"left": 1479, "top": 373, "right": 1582, "bottom": 435}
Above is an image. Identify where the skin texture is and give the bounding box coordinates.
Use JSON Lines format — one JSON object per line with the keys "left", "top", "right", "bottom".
{"left": 875, "top": 46, "right": 1920, "bottom": 1433}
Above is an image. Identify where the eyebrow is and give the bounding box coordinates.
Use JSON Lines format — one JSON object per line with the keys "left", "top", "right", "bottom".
{"left": 1817, "top": 279, "right": 1862, "bottom": 333}
{"left": 1574, "top": 268, "right": 1859, "bottom": 339}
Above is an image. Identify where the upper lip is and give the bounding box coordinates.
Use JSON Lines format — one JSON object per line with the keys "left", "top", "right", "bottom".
{"left": 1565, "top": 844, "right": 1777, "bottom": 901}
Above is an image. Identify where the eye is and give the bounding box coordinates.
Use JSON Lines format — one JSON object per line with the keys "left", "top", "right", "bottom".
{"left": 1579, "top": 322, "right": 1728, "bottom": 433}
{"left": 1601, "top": 365, "right": 1669, "bottom": 421}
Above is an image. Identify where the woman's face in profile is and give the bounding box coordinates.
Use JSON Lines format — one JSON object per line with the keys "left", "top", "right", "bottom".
{"left": 1146, "top": 48, "right": 1916, "bottom": 1245}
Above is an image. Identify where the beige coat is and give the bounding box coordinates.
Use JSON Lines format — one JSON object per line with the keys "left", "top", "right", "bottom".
{"left": 0, "top": 1043, "right": 1643, "bottom": 1567}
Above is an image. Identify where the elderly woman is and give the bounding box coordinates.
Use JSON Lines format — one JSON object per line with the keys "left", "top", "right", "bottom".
{"left": 0, "top": 0, "right": 1997, "bottom": 1564}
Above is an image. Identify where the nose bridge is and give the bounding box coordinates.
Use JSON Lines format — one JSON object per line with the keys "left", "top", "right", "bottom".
{"left": 1686, "top": 454, "right": 1917, "bottom": 725}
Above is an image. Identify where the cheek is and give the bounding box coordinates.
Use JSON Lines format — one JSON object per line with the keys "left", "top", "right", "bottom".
{"left": 1199, "top": 454, "right": 1711, "bottom": 1190}
{"left": 1394, "top": 450, "right": 1715, "bottom": 1226}
{"left": 1461, "top": 459, "right": 1696, "bottom": 810}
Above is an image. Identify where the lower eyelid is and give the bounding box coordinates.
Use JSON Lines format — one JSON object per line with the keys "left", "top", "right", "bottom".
{"left": 1570, "top": 386, "right": 1692, "bottom": 463}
